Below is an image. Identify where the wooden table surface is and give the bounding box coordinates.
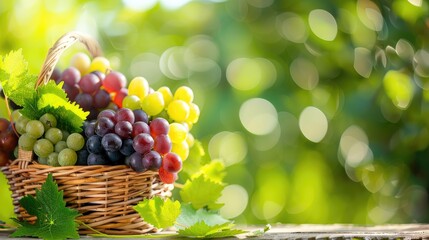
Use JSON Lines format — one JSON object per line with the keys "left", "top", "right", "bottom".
{"left": 1, "top": 224, "right": 429, "bottom": 239}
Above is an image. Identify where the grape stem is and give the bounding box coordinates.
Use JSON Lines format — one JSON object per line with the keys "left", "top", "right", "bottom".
{"left": 173, "top": 182, "right": 184, "bottom": 189}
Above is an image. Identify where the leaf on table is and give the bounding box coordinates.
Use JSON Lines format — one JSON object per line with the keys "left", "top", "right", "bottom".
{"left": 246, "top": 224, "right": 271, "bottom": 237}
{"left": 11, "top": 173, "right": 79, "bottom": 240}
{"left": 176, "top": 204, "right": 229, "bottom": 229}
{"left": 178, "top": 221, "right": 246, "bottom": 238}
{"left": 133, "top": 196, "right": 181, "bottom": 229}
{"left": 0, "top": 49, "right": 36, "bottom": 106}
{"left": 180, "top": 175, "right": 224, "bottom": 210}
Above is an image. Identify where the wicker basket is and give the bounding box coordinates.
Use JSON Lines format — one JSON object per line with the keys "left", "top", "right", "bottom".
{"left": 0, "top": 32, "right": 174, "bottom": 235}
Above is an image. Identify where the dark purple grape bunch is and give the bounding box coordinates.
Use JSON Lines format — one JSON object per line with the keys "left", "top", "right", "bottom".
{"left": 78, "top": 108, "right": 173, "bottom": 172}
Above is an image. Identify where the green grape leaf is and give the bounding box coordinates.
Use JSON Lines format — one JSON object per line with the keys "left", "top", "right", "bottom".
{"left": 11, "top": 174, "right": 79, "bottom": 240}
{"left": 182, "top": 140, "right": 207, "bottom": 177}
{"left": 192, "top": 160, "right": 226, "bottom": 184}
{"left": 176, "top": 204, "right": 229, "bottom": 228}
{"left": 180, "top": 175, "right": 224, "bottom": 210}
{"left": 178, "top": 221, "right": 245, "bottom": 238}
{"left": 0, "top": 49, "right": 36, "bottom": 106}
{"left": 133, "top": 196, "right": 181, "bottom": 229}
{"left": 20, "top": 81, "right": 88, "bottom": 132}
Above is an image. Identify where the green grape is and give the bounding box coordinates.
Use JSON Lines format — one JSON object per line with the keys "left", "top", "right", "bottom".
{"left": 33, "top": 139, "right": 54, "bottom": 158}
{"left": 11, "top": 109, "right": 22, "bottom": 122}
{"left": 141, "top": 92, "right": 165, "bottom": 116}
{"left": 61, "top": 130, "right": 70, "bottom": 141}
{"left": 45, "top": 128, "right": 63, "bottom": 144}
{"left": 38, "top": 157, "right": 48, "bottom": 165}
{"left": 88, "top": 56, "right": 110, "bottom": 73}
{"left": 58, "top": 148, "right": 77, "bottom": 166}
{"left": 122, "top": 95, "right": 141, "bottom": 110}
{"left": 55, "top": 141, "right": 68, "bottom": 153}
{"left": 18, "top": 133, "right": 37, "bottom": 151}
{"left": 71, "top": 52, "right": 91, "bottom": 74}
{"left": 39, "top": 113, "right": 57, "bottom": 131}
{"left": 172, "top": 141, "right": 189, "bottom": 161}
{"left": 174, "top": 86, "right": 194, "bottom": 103}
{"left": 167, "top": 100, "right": 190, "bottom": 122}
{"left": 47, "top": 152, "right": 60, "bottom": 167}
{"left": 16, "top": 115, "right": 29, "bottom": 135}
{"left": 26, "top": 120, "right": 44, "bottom": 139}
{"left": 128, "top": 76, "right": 149, "bottom": 99}
{"left": 158, "top": 86, "right": 173, "bottom": 107}
{"left": 66, "top": 133, "right": 85, "bottom": 151}
{"left": 187, "top": 102, "right": 200, "bottom": 124}
{"left": 169, "top": 123, "right": 188, "bottom": 143}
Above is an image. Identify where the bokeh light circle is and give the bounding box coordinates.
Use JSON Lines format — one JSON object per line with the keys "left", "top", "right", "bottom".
{"left": 308, "top": 9, "right": 338, "bottom": 41}
{"left": 219, "top": 185, "right": 249, "bottom": 219}
{"left": 239, "top": 98, "right": 278, "bottom": 135}
{"left": 298, "top": 106, "right": 328, "bottom": 142}
{"left": 290, "top": 58, "right": 319, "bottom": 90}
{"left": 208, "top": 131, "right": 248, "bottom": 166}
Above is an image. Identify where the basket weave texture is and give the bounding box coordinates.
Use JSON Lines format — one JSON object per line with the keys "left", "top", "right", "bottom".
{"left": 0, "top": 32, "right": 174, "bottom": 235}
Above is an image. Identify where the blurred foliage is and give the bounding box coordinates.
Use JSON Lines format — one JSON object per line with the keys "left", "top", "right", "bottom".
{"left": 1, "top": 0, "right": 429, "bottom": 225}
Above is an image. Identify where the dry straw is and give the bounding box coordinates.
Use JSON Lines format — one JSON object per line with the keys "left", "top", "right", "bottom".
{"left": 1, "top": 32, "right": 173, "bottom": 235}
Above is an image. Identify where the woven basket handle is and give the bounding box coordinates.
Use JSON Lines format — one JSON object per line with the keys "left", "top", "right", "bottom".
{"left": 12, "top": 32, "right": 102, "bottom": 169}
{"left": 35, "top": 31, "right": 102, "bottom": 88}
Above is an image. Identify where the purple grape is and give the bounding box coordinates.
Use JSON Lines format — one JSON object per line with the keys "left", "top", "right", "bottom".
{"left": 93, "top": 89, "right": 111, "bottom": 109}
{"left": 95, "top": 117, "right": 114, "bottom": 137}
{"left": 142, "top": 151, "right": 162, "bottom": 171}
{"left": 76, "top": 149, "right": 89, "bottom": 165}
{"left": 87, "top": 153, "right": 108, "bottom": 165}
{"left": 132, "top": 121, "right": 150, "bottom": 137}
{"left": 128, "top": 152, "right": 145, "bottom": 172}
{"left": 115, "top": 121, "right": 132, "bottom": 139}
{"left": 101, "top": 133, "right": 122, "bottom": 152}
{"left": 106, "top": 150, "right": 124, "bottom": 164}
{"left": 120, "top": 138, "right": 135, "bottom": 156}
{"left": 97, "top": 109, "right": 116, "bottom": 123}
{"left": 91, "top": 71, "right": 105, "bottom": 81}
{"left": 87, "top": 109, "right": 98, "bottom": 121}
{"left": 61, "top": 67, "right": 81, "bottom": 86}
{"left": 84, "top": 120, "right": 96, "bottom": 138}
{"left": 115, "top": 108, "right": 135, "bottom": 123}
{"left": 75, "top": 93, "right": 93, "bottom": 111}
{"left": 86, "top": 135, "right": 103, "bottom": 154}
{"left": 62, "top": 83, "right": 79, "bottom": 101}
{"left": 133, "top": 133, "right": 154, "bottom": 154}
{"left": 79, "top": 73, "right": 101, "bottom": 95}
{"left": 133, "top": 109, "right": 148, "bottom": 123}
{"left": 51, "top": 68, "right": 62, "bottom": 82}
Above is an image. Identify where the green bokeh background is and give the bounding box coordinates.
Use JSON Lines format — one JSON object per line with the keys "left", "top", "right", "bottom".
{"left": 1, "top": 0, "right": 429, "bottom": 225}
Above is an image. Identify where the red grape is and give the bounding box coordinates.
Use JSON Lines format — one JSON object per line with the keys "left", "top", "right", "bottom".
{"left": 162, "top": 152, "right": 182, "bottom": 173}
{"left": 150, "top": 118, "right": 169, "bottom": 137}
{"left": 113, "top": 88, "right": 128, "bottom": 108}
{"left": 158, "top": 166, "right": 177, "bottom": 184}
{"left": 154, "top": 134, "right": 172, "bottom": 155}
{"left": 103, "top": 71, "right": 126, "bottom": 93}
{"left": 98, "top": 109, "right": 116, "bottom": 123}
{"left": 133, "top": 133, "right": 154, "bottom": 154}
{"left": 132, "top": 121, "right": 150, "bottom": 137}
{"left": 116, "top": 108, "right": 135, "bottom": 123}
{"left": 61, "top": 67, "right": 81, "bottom": 86}
{"left": 79, "top": 73, "right": 101, "bottom": 94}
{"left": 142, "top": 151, "right": 162, "bottom": 170}
{"left": 0, "top": 131, "right": 18, "bottom": 153}
{"left": 0, "top": 118, "right": 10, "bottom": 132}
{"left": 0, "top": 151, "right": 9, "bottom": 166}
{"left": 115, "top": 121, "right": 133, "bottom": 139}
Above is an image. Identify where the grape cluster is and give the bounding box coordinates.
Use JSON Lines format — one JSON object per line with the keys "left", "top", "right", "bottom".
{"left": 16, "top": 113, "right": 85, "bottom": 166}
{"left": 0, "top": 118, "right": 18, "bottom": 166}
{"left": 80, "top": 108, "right": 182, "bottom": 183}
{"left": 53, "top": 54, "right": 124, "bottom": 120}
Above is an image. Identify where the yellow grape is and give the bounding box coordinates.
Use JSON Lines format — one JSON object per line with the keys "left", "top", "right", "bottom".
{"left": 186, "top": 132, "right": 195, "bottom": 148}
{"left": 128, "top": 77, "right": 149, "bottom": 99}
{"left": 172, "top": 141, "right": 189, "bottom": 161}
{"left": 70, "top": 53, "right": 91, "bottom": 74}
{"left": 88, "top": 56, "right": 110, "bottom": 73}
{"left": 122, "top": 95, "right": 141, "bottom": 110}
{"left": 141, "top": 92, "right": 165, "bottom": 116}
{"left": 167, "top": 100, "right": 190, "bottom": 122}
{"left": 187, "top": 102, "right": 200, "bottom": 124}
{"left": 158, "top": 86, "right": 173, "bottom": 107}
{"left": 183, "top": 121, "right": 193, "bottom": 131}
{"left": 174, "top": 86, "right": 194, "bottom": 103}
{"left": 169, "top": 123, "right": 188, "bottom": 143}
